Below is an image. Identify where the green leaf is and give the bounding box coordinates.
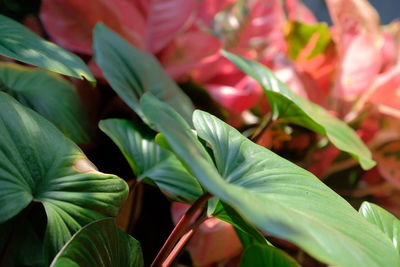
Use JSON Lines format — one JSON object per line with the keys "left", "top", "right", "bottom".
{"left": 0, "top": 15, "right": 94, "bottom": 82}
{"left": 50, "top": 218, "right": 143, "bottom": 267}
{"left": 0, "top": 62, "right": 90, "bottom": 144}
{"left": 140, "top": 93, "right": 399, "bottom": 267}
{"left": 359, "top": 201, "right": 400, "bottom": 254}
{"left": 285, "top": 21, "right": 331, "bottom": 60}
{"left": 93, "top": 23, "right": 194, "bottom": 124}
{"left": 99, "top": 119, "right": 203, "bottom": 202}
{"left": 222, "top": 50, "right": 375, "bottom": 170}
{"left": 213, "top": 202, "right": 267, "bottom": 246}
{"left": 0, "top": 92, "right": 128, "bottom": 262}
{"left": 239, "top": 244, "right": 300, "bottom": 267}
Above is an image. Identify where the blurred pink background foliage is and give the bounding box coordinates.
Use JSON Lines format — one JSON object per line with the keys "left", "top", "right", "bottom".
{"left": 37, "top": 0, "right": 400, "bottom": 265}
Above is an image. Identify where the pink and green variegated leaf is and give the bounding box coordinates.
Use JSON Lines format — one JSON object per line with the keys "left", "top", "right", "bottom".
{"left": 235, "top": 0, "right": 286, "bottom": 54}
{"left": 40, "top": 0, "right": 145, "bottom": 55}
{"left": 195, "top": 0, "right": 235, "bottom": 26}
{"left": 144, "top": 0, "right": 197, "bottom": 53}
{"left": 368, "top": 65, "right": 400, "bottom": 112}
{"left": 326, "top": 0, "right": 381, "bottom": 45}
{"left": 326, "top": 0, "right": 383, "bottom": 99}
{"left": 160, "top": 32, "right": 221, "bottom": 79}
{"left": 206, "top": 76, "right": 262, "bottom": 113}
{"left": 336, "top": 33, "right": 382, "bottom": 98}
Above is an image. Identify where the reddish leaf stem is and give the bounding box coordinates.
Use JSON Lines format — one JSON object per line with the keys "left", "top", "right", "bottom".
{"left": 162, "top": 214, "right": 209, "bottom": 266}
{"left": 127, "top": 180, "right": 143, "bottom": 234}
{"left": 162, "top": 229, "right": 194, "bottom": 267}
{"left": 150, "top": 192, "right": 212, "bottom": 267}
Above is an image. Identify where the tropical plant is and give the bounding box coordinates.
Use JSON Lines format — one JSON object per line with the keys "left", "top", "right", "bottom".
{"left": 0, "top": 0, "right": 400, "bottom": 266}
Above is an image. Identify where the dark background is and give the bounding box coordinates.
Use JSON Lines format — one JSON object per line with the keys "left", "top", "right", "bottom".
{"left": 304, "top": 0, "right": 400, "bottom": 24}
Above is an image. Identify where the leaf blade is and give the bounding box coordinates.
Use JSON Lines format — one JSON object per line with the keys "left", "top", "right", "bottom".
{"left": 0, "top": 62, "right": 90, "bottom": 143}
{"left": 222, "top": 50, "right": 375, "bottom": 170}
{"left": 0, "top": 15, "right": 94, "bottom": 82}
{"left": 93, "top": 23, "right": 194, "bottom": 124}
{"left": 140, "top": 93, "right": 398, "bottom": 267}
{"left": 99, "top": 119, "right": 203, "bottom": 202}
{"left": 0, "top": 92, "right": 128, "bottom": 262}
{"left": 359, "top": 201, "right": 400, "bottom": 254}
{"left": 50, "top": 218, "right": 143, "bottom": 267}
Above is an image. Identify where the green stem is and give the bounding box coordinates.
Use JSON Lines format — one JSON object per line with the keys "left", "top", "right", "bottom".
{"left": 150, "top": 193, "right": 212, "bottom": 267}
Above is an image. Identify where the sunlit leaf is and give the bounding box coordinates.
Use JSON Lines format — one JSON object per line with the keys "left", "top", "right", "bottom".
{"left": 99, "top": 119, "right": 203, "bottom": 202}
{"left": 0, "top": 92, "right": 128, "bottom": 262}
{"left": 239, "top": 244, "right": 300, "bottom": 267}
{"left": 360, "top": 201, "right": 400, "bottom": 254}
{"left": 50, "top": 218, "right": 143, "bottom": 267}
{"left": 0, "top": 62, "right": 90, "bottom": 143}
{"left": 0, "top": 15, "right": 94, "bottom": 82}
{"left": 222, "top": 51, "right": 375, "bottom": 170}
{"left": 140, "top": 93, "right": 398, "bottom": 267}
{"left": 93, "top": 23, "right": 194, "bottom": 124}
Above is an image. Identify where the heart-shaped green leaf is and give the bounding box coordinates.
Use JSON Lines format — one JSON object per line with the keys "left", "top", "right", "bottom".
{"left": 0, "top": 92, "right": 128, "bottom": 262}
{"left": 359, "top": 201, "right": 400, "bottom": 254}
{"left": 222, "top": 50, "right": 375, "bottom": 170}
{"left": 239, "top": 244, "right": 300, "bottom": 267}
{"left": 0, "top": 62, "right": 90, "bottom": 144}
{"left": 99, "top": 119, "right": 203, "bottom": 202}
{"left": 0, "top": 15, "right": 94, "bottom": 82}
{"left": 140, "top": 93, "right": 398, "bottom": 267}
{"left": 50, "top": 218, "right": 143, "bottom": 267}
{"left": 93, "top": 23, "right": 194, "bottom": 124}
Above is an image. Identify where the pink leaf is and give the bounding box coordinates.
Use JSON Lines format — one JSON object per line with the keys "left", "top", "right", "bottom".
{"left": 171, "top": 202, "right": 242, "bottom": 266}
{"left": 145, "top": 0, "right": 197, "bottom": 53}
{"left": 308, "top": 146, "right": 340, "bottom": 177}
{"left": 235, "top": 0, "right": 287, "bottom": 56}
{"left": 40, "top": 0, "right": 145, "bottom": 54}
{"left": 326, "top": 0, "right": 381, "bottom": 48}
{"left": 335, "top": 33, "right": 382, "bottom": 99}
{"left": 195, "top": 0, "right": 236, "bottom": 26}
{"left": 160, "top": 32, "right": 221, "bottom": 79}
{"left": 206, "top": 75, "right": 262, "bottom": 113}
{"left": 368, "top": 65, "right": 400, "bottom": 111}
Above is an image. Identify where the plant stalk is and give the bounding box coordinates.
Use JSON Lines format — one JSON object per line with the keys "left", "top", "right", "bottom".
{"left": 162, "top": 214, "right": 209, "bottom": 267}
{"left": 150, "top": 192, "right": 212, "bottom": 267}
{"left": 127, "top": 180, "right": 143, "bottom": 234}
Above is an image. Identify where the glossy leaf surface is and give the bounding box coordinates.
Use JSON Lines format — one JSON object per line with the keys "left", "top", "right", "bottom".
{"left": 0, "top": 92, "right": 128, "bottom": 261}
{"left": 0, "top": 62, "right": 90, "bottom": 144}
{"left": 99, "top": 119, "right": 202, "bottom": 202}
{"left": 50, "top": 218, "right": 143, "bottom": 267}
{"left": 360, "top": 201, "right": 400, "bottom": 254}
{"left": 239, "top": 244, "right": 300, "bottom": 267}
{"left": 222, "top": 51, "right": 375, "bottom": 170}
{"left": 0, "top": 15, "right": 94, "bottom": 82}
{"left": 93, "top": 23, "right": 194, "bottom": 124}
{"left": 140, "top": 93, "right": 398, "bottom": 267}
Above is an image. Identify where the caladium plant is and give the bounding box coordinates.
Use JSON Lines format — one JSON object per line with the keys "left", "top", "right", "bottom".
{"left": 1, "top": 0, "right": 400, "bottom": 266}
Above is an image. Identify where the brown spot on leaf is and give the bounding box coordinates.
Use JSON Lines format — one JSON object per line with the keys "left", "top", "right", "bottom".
{"left": 73, "top": 157, "right": 99, "bottom": 173}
